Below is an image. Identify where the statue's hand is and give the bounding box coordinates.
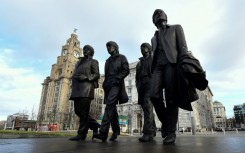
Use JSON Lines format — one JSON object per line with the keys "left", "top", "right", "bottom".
{"left": 112, "top": 78, "right": 120, "bottom": 86}
{"left": 78, "top": 75, "right": 87, "bottom": 81}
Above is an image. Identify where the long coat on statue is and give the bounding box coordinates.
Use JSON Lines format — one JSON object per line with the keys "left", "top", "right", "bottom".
{"left": 70, "top": 57, "right": 100, "bottom": 100}
{"left": 103, "top": 52, "right": 129, "bottom": 104}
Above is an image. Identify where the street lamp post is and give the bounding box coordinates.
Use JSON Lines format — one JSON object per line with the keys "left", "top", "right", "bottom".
{"left": 117, "top": 105, "right": 123, "bottom": 132}
{"left": 127, "top": 104, "right": 134, "bottom": 136}
{"left": 190, "top": 111, "right": 196, "bottom": 135}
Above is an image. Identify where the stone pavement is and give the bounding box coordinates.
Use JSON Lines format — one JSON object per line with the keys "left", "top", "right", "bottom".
{"left": 0, "top": 133, "right": 245, "bottom": 153}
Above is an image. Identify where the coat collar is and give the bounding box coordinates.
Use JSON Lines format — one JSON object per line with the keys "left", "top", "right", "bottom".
{"left": 111, "top": 51, "right": 119, "bottom": 57}
{"left": 154, "top": 24, "right": 170, "bottom": 36}
{"left": 106, "top": 52, "right": 120, "bottom": 61}
{"left": 76, "top": 57, "right": 92, "bottom": 67}
{"left": 139, "top": 56, "right": 150, "bottom": 61}
{"left": 78, "top": 56, "right": 92, "bottom": 60}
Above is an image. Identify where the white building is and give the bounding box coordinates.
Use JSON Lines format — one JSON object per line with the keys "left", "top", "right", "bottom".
{"left": 116, "top": 62, "right": 214, "bottom": 133}
{"left": 213, "top": 101, "right": 227, "bottom": 129}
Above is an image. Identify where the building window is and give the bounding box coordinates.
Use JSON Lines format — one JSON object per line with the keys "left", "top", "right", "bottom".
{"left": 58, "top": 70, "right": 62, "bottom": 76}
{"left": 128, "top": 96, "right": 132, "bottom": 102}
{"left": 55, "top": 92, "right": 59, "bottom": 97}
{"left": 186, "top": 113, "right": 191, "bottom": 121}
{"left": 55, "top": 86, "right": 59, "bottom": 91}
{"left": 56, "top": 81, "right": 60, "bottom": 85}
{"left": 128, "top": 88, "right": 131, "bottom": 94}
{"left": 128, "top": 80, "right": 132, "bottom": 86}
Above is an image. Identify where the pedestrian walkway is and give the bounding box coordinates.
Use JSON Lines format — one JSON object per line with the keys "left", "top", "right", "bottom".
{"left": 1, "top": 134, "right": 245, "bottom": 153}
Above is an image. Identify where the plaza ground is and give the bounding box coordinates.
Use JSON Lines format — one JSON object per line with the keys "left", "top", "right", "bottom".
{"left": 0, "top": 131, "right": 245, "bottom": 153}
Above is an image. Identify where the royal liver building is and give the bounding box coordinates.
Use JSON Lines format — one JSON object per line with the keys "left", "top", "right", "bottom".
{"left": 37, "top": 32, "right": 103, "bottom": 131}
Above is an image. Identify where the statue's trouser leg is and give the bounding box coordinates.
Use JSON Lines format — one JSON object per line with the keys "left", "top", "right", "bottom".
{"left": 74, "top": 98, "right": 91, "bottom": 135}
{"left": 89, "top": 117, "right": 100, "bottom": 132}
{"left": 150, "top": 64, "right": 178, "bottom": 134}
{"left": 141, "top": 99, "right": 154, "bottom": 135}
{"left": 100, "top": 86, "right": 120, "bottom": 135}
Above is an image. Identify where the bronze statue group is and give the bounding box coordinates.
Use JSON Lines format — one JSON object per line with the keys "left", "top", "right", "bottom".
{"left": 69, "top": 9, "right": 208, "bottom": 145}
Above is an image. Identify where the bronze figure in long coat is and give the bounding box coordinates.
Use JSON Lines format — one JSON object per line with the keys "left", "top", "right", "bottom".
{"left": 93, "top": 41, "right": 129, "bottom": 142}
{"left": 150, "top": 9, "right": 188, "bottom": 145}
{"left": 69, "top": 45, "right": 100, "bottom": 141}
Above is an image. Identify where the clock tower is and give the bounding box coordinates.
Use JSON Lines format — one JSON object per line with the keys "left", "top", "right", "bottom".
{"left": 37, "top": 32, "right": 82, "bottom": 130}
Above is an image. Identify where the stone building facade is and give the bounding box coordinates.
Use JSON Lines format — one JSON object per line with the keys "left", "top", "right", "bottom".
{"left": 116, "top": 61, "right": 214, "bottom": 133}
{"left": 178, "top": 87, "right": 214, "bottom": 132}
{"left": 213, "top": 101, "right": 227, "bottom": 129}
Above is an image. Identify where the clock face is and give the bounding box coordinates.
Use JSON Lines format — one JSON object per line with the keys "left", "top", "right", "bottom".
{"left": 63, "top": 50, "right": 67, "bottom": 56}
{"left": 73, "top": 50, "right": 80, "bottom": 58}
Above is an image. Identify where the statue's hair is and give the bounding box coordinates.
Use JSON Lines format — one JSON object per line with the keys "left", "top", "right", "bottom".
{"left": 141, "top": 42, "right": 152, "bottom": 54}
{"left": 106, "top": 41, "right": 119, "bottom": 53}
{"left": 83, "top": 45, "right": 94, "bottom": 56}
{"left": 152, "top": 9, "right": 167, "bottom": 27}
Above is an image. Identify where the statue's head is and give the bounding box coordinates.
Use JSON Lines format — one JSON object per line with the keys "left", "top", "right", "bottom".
{"left": 83, "top": 45, "right": 94, "bottom": 57}
{"left": 140, "top": 43, "right": 152, "bottom": 56}
{"left": 152, "top": 9, "right": 167, "bottom": 28}
{"left": 106, "top": 41, "right": 119, "bottom": 55}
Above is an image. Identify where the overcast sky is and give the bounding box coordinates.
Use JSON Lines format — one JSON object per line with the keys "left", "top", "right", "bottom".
{"left": 0, "top": 0, "right": 244, "bottom": 120}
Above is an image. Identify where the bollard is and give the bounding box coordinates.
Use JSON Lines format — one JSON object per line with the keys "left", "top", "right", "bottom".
{"left": 4, "top": 123, "right": 7, "bottom": 130}
{"left": 191, "top": 116, "right": 196, "bottom": 135}
{"left": 222, "top": 128, "right": 226, "bottom": 135}
{"left": 211, "top": 128, "right": 214, "bottom": 135}
{"left": 236, "top": 128, "right": 238, "bottom": 134}
{"left": 131, "top": 128, "right": 134, "bottom": 136}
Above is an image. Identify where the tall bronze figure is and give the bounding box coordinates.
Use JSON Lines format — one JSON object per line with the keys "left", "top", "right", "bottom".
{"left": 93, "top": 41, "right": 129, "bottom": 142}
{"left": 69, "top": 45, "right": 101, "bottom": 141}
{"left": 136, "top": 43, "right": 156, "bottom": 142}
{"left": 150, "top": 9, "right": 188, "bottom": 144}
